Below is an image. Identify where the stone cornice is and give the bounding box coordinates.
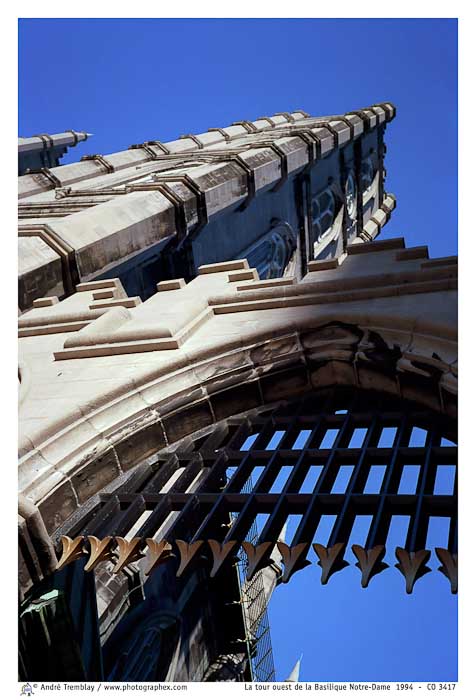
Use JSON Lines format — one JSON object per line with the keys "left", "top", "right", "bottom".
{"left": 22, "top": 244, "right": 455, "bottom": 358}
{"left": 18, "top": 103, "right": 396, "bottom": 200}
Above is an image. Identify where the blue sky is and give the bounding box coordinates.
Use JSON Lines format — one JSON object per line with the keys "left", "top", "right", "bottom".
{"left": 18, "top": 18, "right": 458, "bottom": 682}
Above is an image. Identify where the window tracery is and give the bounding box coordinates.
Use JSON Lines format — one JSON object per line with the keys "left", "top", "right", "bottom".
{"left": 237, "top": 222, "right": 296, "bottom": 279}
{"left": 361, "top": 157, "right": 374, "bottom": 193}
{"left": 345, "top": 171, "right": 357, "bottom": 220}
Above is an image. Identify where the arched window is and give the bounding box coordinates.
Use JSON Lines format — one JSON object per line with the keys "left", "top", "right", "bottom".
{"left": 361, "top": 157, "right": 374, "bottom": 194}
{"left": 311, "top": 188, "right": 336, "bottom": 244}
{"left": 238, "top": 222, "right": 295, "bottom": 280}
{"left": 345, "top": 171, "right": 357, "bottom": 220}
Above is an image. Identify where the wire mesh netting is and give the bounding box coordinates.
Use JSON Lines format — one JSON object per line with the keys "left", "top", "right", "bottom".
{"left": 233, "top": 473, "right": 276, "bottom": 682}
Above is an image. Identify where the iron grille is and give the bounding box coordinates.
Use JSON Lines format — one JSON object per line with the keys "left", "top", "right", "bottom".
{"left": 53, "top": 386, "right": 457, "bottom": 679}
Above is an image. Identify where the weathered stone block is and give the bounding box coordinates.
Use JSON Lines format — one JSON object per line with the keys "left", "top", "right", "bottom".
{"left": 114, "top": 420, "right": 167, "bottom": 472}
{"left": 310, "top": 360, "right": 357, "bottom": 390}
{"left": 250, "top": 334, "right": 302, "bottom": 366}
{"left": 203, "top": 366, "right": 256, "bottom": 396}
{"left": 18, "top": 237, "right": 64, "bottom": 311}
{"left": 163, "top": 401, "right": 214, "bottom": 445}
{"left": 260, "top": 366, "right": 310, "bottom": 403}
{"left": 71, "top": 448, "right": 121, "bottom": 504}
{"left": 209, "top": 380, "right": 263, "bottom": 421}
{"left": 156, "top": 387, "right": 205, "bottom": 417}
{"left": 38, "top": 478, "right": 78, "bottom": 533}
{"left": 357, "top": 366, "right": 399, "bottom": 397}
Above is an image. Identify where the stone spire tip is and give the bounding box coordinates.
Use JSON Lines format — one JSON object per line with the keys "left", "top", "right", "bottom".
{"left": 285, "top": 654, "right": 302, "bottom": 682}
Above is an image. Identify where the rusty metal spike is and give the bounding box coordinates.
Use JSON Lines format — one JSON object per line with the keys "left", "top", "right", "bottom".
{"left": 56, "top": 536, "right": 86, "bottom": 571}
{"left": 207, "top": 540, "right": 238, "bottom": 577}
{"left": 175, "top": 540, "right": 204, "bottom": 577}
{"left": 144, "top": 539, "right": 174, "bottom": 576}
{"left": 351, "top": 544, "right": 388, "bottom": 588}
{"left": 435, "top": 548, "right": 458, "bottom": 594}
{"left": 277, "top": 542, "right": 311, "bottom": 583}
{"left": 84, "top": 536, "right": 115, "bottom": 572}
{"left": 395, "top": 547, "right": 431, "bottom": 594}
{"left": 112, "top": 537, "right": 146, "bottom": 574}
{"left": 242, "top": 541, "right": 274, "bottom": 581}
{"left": 313, "top": 543, "right": 348, "bottom": 584}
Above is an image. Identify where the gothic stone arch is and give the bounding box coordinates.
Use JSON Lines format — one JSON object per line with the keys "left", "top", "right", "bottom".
{"left": 18, "top": 237, "right": 457, "bottom": 603}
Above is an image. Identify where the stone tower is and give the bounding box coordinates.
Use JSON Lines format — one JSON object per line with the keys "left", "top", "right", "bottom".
{"left": 18, "top": 130, "right": 91, "bottom": 175}
{"left": 18, "top": 103, "right": 457, "bottom": 682}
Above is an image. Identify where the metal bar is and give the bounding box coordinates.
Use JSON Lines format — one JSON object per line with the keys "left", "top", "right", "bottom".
{"left": 81, "top": 496, "right": 121, "bottom": 538}
{"left": 407, "top": 425, "right": 438, "bottom": 551}
{"left": 328, "top": 412, "right": 379, "bottom": 546}
{"left": 365, "top": 414, "right": 410, "bottom": 549}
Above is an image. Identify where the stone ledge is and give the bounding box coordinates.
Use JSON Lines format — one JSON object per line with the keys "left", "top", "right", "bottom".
{"left": 421, "top": 256, "right": 457, "bottom": 269}
{"left": 89, "top": 297, "right": 142, "bottom": 310}
{"left": 157, "top": 278, "right": 186, "bottom": 291}
{"left": 76, "top": 278, "right": 122, "bottom": 292}
{"left": 32, "top": 297, "right": 59, "bottom": 308}
{"left": 307, "top": 258, "right": 339, "bottom": 272}
{"left": 236, "top": 277, "right": 295, "bottom": 292}
{"left": 347, "top": 237, "right": 405, "bottom": 255}
{"left": 228, "top": 269, "right": 258, "bottom": 283}
{"left": 198, "top": 259, "right": 249, "bottom": 275}
{"left": 396, "top": 246, "right": 429, "bottom": 261}
{"left": 211, "top": 277, "right": 457, "bottom": 315}
{"left": 19, "top": 320, "right": 91, "bottom": 337}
